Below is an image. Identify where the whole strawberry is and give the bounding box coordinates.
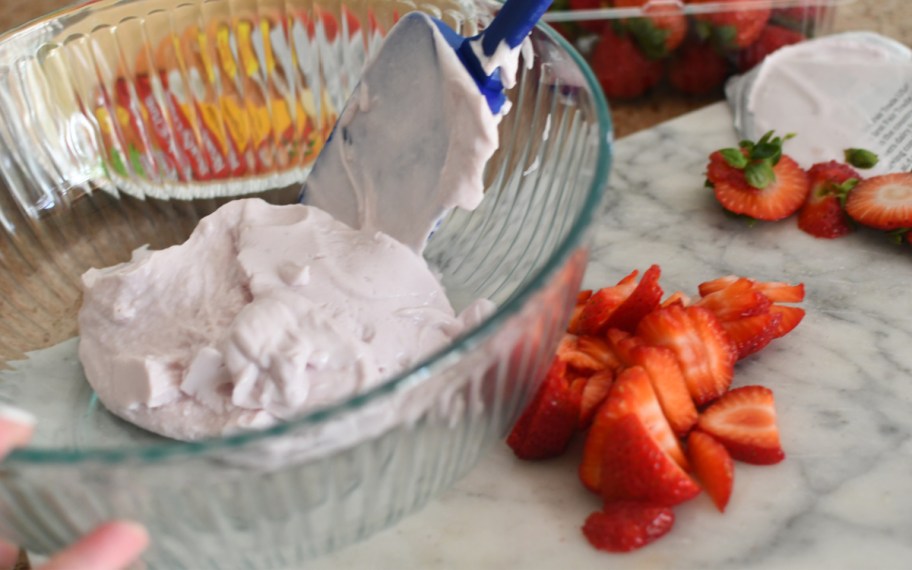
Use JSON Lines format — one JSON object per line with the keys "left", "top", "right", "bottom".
{"left": 590, "top": 26, "right": 663, "bottom": 99}
{"left": 667, "top": 40, "right": 730, "bottom": 96}
{"left": 614, "top": 0, "right": 687, "bottom": 59}
{"left": 689, "top": 0, "right": 771, "bottom": 50}
{"left": 738, "top": 25, "right": 806, "bottom": 72}
{"left": 568, "top": 0, "right": 612, "bottom": 33}
{"left": 706, "top": 131, "right": 809, "bottom": 221}
{"left": 797, "top": 161, "right": 861, "bottom": 239}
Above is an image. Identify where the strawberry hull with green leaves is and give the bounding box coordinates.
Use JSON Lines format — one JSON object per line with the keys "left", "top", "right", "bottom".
{"left": 706, "top": 131, "right": 809, "bottom": 221}
{"left": 704, "top": 132, "right": 912, "bottom": 247}
{"left": 507, "top": 266, "right": 801, "bottom": 554}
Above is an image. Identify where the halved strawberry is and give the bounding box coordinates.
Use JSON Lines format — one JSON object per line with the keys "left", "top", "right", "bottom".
{"left": 582, "top": 501, "right": 675, "bottom": 553}
{"left": 598, "top": 413, "right": 701, "bottom": 506}
{"left": 688, "top": 430, "right": 734, "bottom": 512}
{"left": 628, "top": 345, "right": 698, "bottom": 437}
{"left": 768, "top": 304, "right": 805, "bottom": 338}
{"left": 721, "top": 311, "right": 781, "bottom": 359}
{"left": 636, "top": 305, "right": 736, "bottom": 406}
{"left": 690, "top": 0, "right": 771, "bottom": 49}
{"left": 707, "top": 131, "right": 809, "bottom": 221}
{"left": 845, "top": 172, "right": 912, "bottom": 231}
{"left": 697, "top": 385, "right": 785, "bottom": 465}
{"left": 798, "top": 161, "right": 861, "bottom": 239}
{"left": 580, "top": 366, "right": 689, "bottom": 492}
{"left": 579, "top": 370, "right": 614, "bottom": 429}
{"left": 507, "top": 360, "right": 582, "bottom": 460}
{"left": 603, "top": 264, "right": 663, "bottom": 333}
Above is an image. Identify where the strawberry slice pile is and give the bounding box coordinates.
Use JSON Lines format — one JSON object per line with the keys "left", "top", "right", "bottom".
{"left": 706, "top": 136, "right": 912, "bottom": 247}
{"left": 507, "top": 265, "right": 803, "bottom": 553}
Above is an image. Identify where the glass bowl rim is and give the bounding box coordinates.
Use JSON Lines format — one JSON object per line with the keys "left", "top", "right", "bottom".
{"left": 4, "top": 5, "right": 613, "bottom": 466}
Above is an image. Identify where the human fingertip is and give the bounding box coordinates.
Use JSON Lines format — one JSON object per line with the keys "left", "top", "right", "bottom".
{"left": 0, "top": 539, "right": 18, "bottom": 570}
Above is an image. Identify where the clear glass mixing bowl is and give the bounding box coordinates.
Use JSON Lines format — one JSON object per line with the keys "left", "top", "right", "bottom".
{"left": 0, "top": 0, "right": 611, "bottom": 566}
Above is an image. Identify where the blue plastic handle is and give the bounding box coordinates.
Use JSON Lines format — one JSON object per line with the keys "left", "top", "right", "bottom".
{"left": 481, "top": 0, "right": 554, "bottom": 56}
{"left": 434, "top": 0, "right": 553, "bottom": 114}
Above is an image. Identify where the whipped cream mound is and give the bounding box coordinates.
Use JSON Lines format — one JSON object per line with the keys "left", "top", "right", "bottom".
{"left": 78, "top": 198, "right": 492, "bottom": 441}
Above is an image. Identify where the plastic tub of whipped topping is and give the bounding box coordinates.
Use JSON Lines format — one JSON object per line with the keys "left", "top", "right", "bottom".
{"left": 543, "top": 0, "right": 851, "bottom": 102}
{"left": 726, "top": 31, "right": 912, "bottom": 173}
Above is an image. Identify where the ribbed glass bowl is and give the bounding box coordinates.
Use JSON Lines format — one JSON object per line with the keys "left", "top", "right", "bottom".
{"left": 0, "top": 0, "right": 611, "bottom": 567}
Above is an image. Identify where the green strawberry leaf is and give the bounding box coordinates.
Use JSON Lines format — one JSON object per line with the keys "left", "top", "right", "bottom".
{"left": 720, "top": 148, "right": 748, "bottom": 169}
{"left": 745, "top": 161, "right": 776, "bottom": 189}
{"left": 844, "top": 148, "right": 879, "bottom": 169}
{"left": 627, "top": 17, "right": 671, "bottom": 60}
{"left": 832, "top": 178, "right": 859, "bottom": 207}
{"left": 694, "top": 20, "right": 712, "bottom": 42}
{"left": 713, "top": 24, "right": 738, "bottom": 50}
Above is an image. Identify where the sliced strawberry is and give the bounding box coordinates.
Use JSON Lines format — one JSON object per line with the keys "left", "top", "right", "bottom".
{"left": 690, "top": 0, "right": 771, "bottom": 49}
{"left": 557, "top": 334, "right": 623, "bottom": 374}
{"left": 636, "top": 305, "right": 736, "bottom": 406}
{"left": 582, "top": 501, "right": 675, "bottom": 553}
{"left": 699, "top": 276, "right": 805, "bottom": 304}
{"left": 580, "top": 366, "right": 688, "bottom": 492}
{"left": 599, "top": 413, "right": 701, "bottom": 506}
{"left": 606, "top": 328, "right": 639, "bottom": 365}
{"left": 721, "top": 311, "right": 781, "bottom": 359}
{"left": 667, "top": 40, "right": 730, "bottom": 96}
{"left": 737, "top": 25, "right": 805, "bottom": 72}
{"left": 845, "top": 172, "right": 912, "bottom": 230}
{"left": 569, "top": 271, "right": 639, "bottom": 336}
{"left": 688, "top": 431, "right": 734, "bottom": 512}
{"left": 752, "top": 280, "right": 805, "bottom": 303}
{"left": 697, "top": 385, "right": 785, "bottom": 465}
{"left": 697, "top": 275, "right": 739, "bottom": 297}
{"left": 769, "top": 304, "right": 805, "bottom": 338}
{"left": 798, "top": 161, "right": 861, "bottom": 239}
{"left": 579, "top": 370, "right": 614, "bottom": 429}
{"left": 627, "top": 345, "right": 698, "bottom": 437}
{"left": 661, "top": 290, "right": 690, "bottom": 308}
{"left": 696, "top": 277, "right": 772, "bottom": 321}
{"left": 603, "top": 264, "right": 663, "bottom": 333}
{"left": 507, "top": 360, "right": 582, "bottom": 460}
{"left": 708, "top": 148, "right": 809, "bottom": 221}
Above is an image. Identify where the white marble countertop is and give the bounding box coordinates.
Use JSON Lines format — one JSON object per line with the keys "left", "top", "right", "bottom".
{"left": 309, "top": 102, "right": 912, "bottom": 570}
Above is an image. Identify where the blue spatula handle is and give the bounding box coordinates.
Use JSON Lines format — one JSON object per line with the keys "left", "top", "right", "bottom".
{"left": 481, "top": 0, "right": 554, "bottom": 56}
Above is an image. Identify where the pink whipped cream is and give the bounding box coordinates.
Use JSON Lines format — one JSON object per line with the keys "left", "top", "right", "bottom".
{"left": 78, "top": 199, "right": 493, "bottom": 440}
{"left": 77, "top": 12, "right": 525, "bottom": 441}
